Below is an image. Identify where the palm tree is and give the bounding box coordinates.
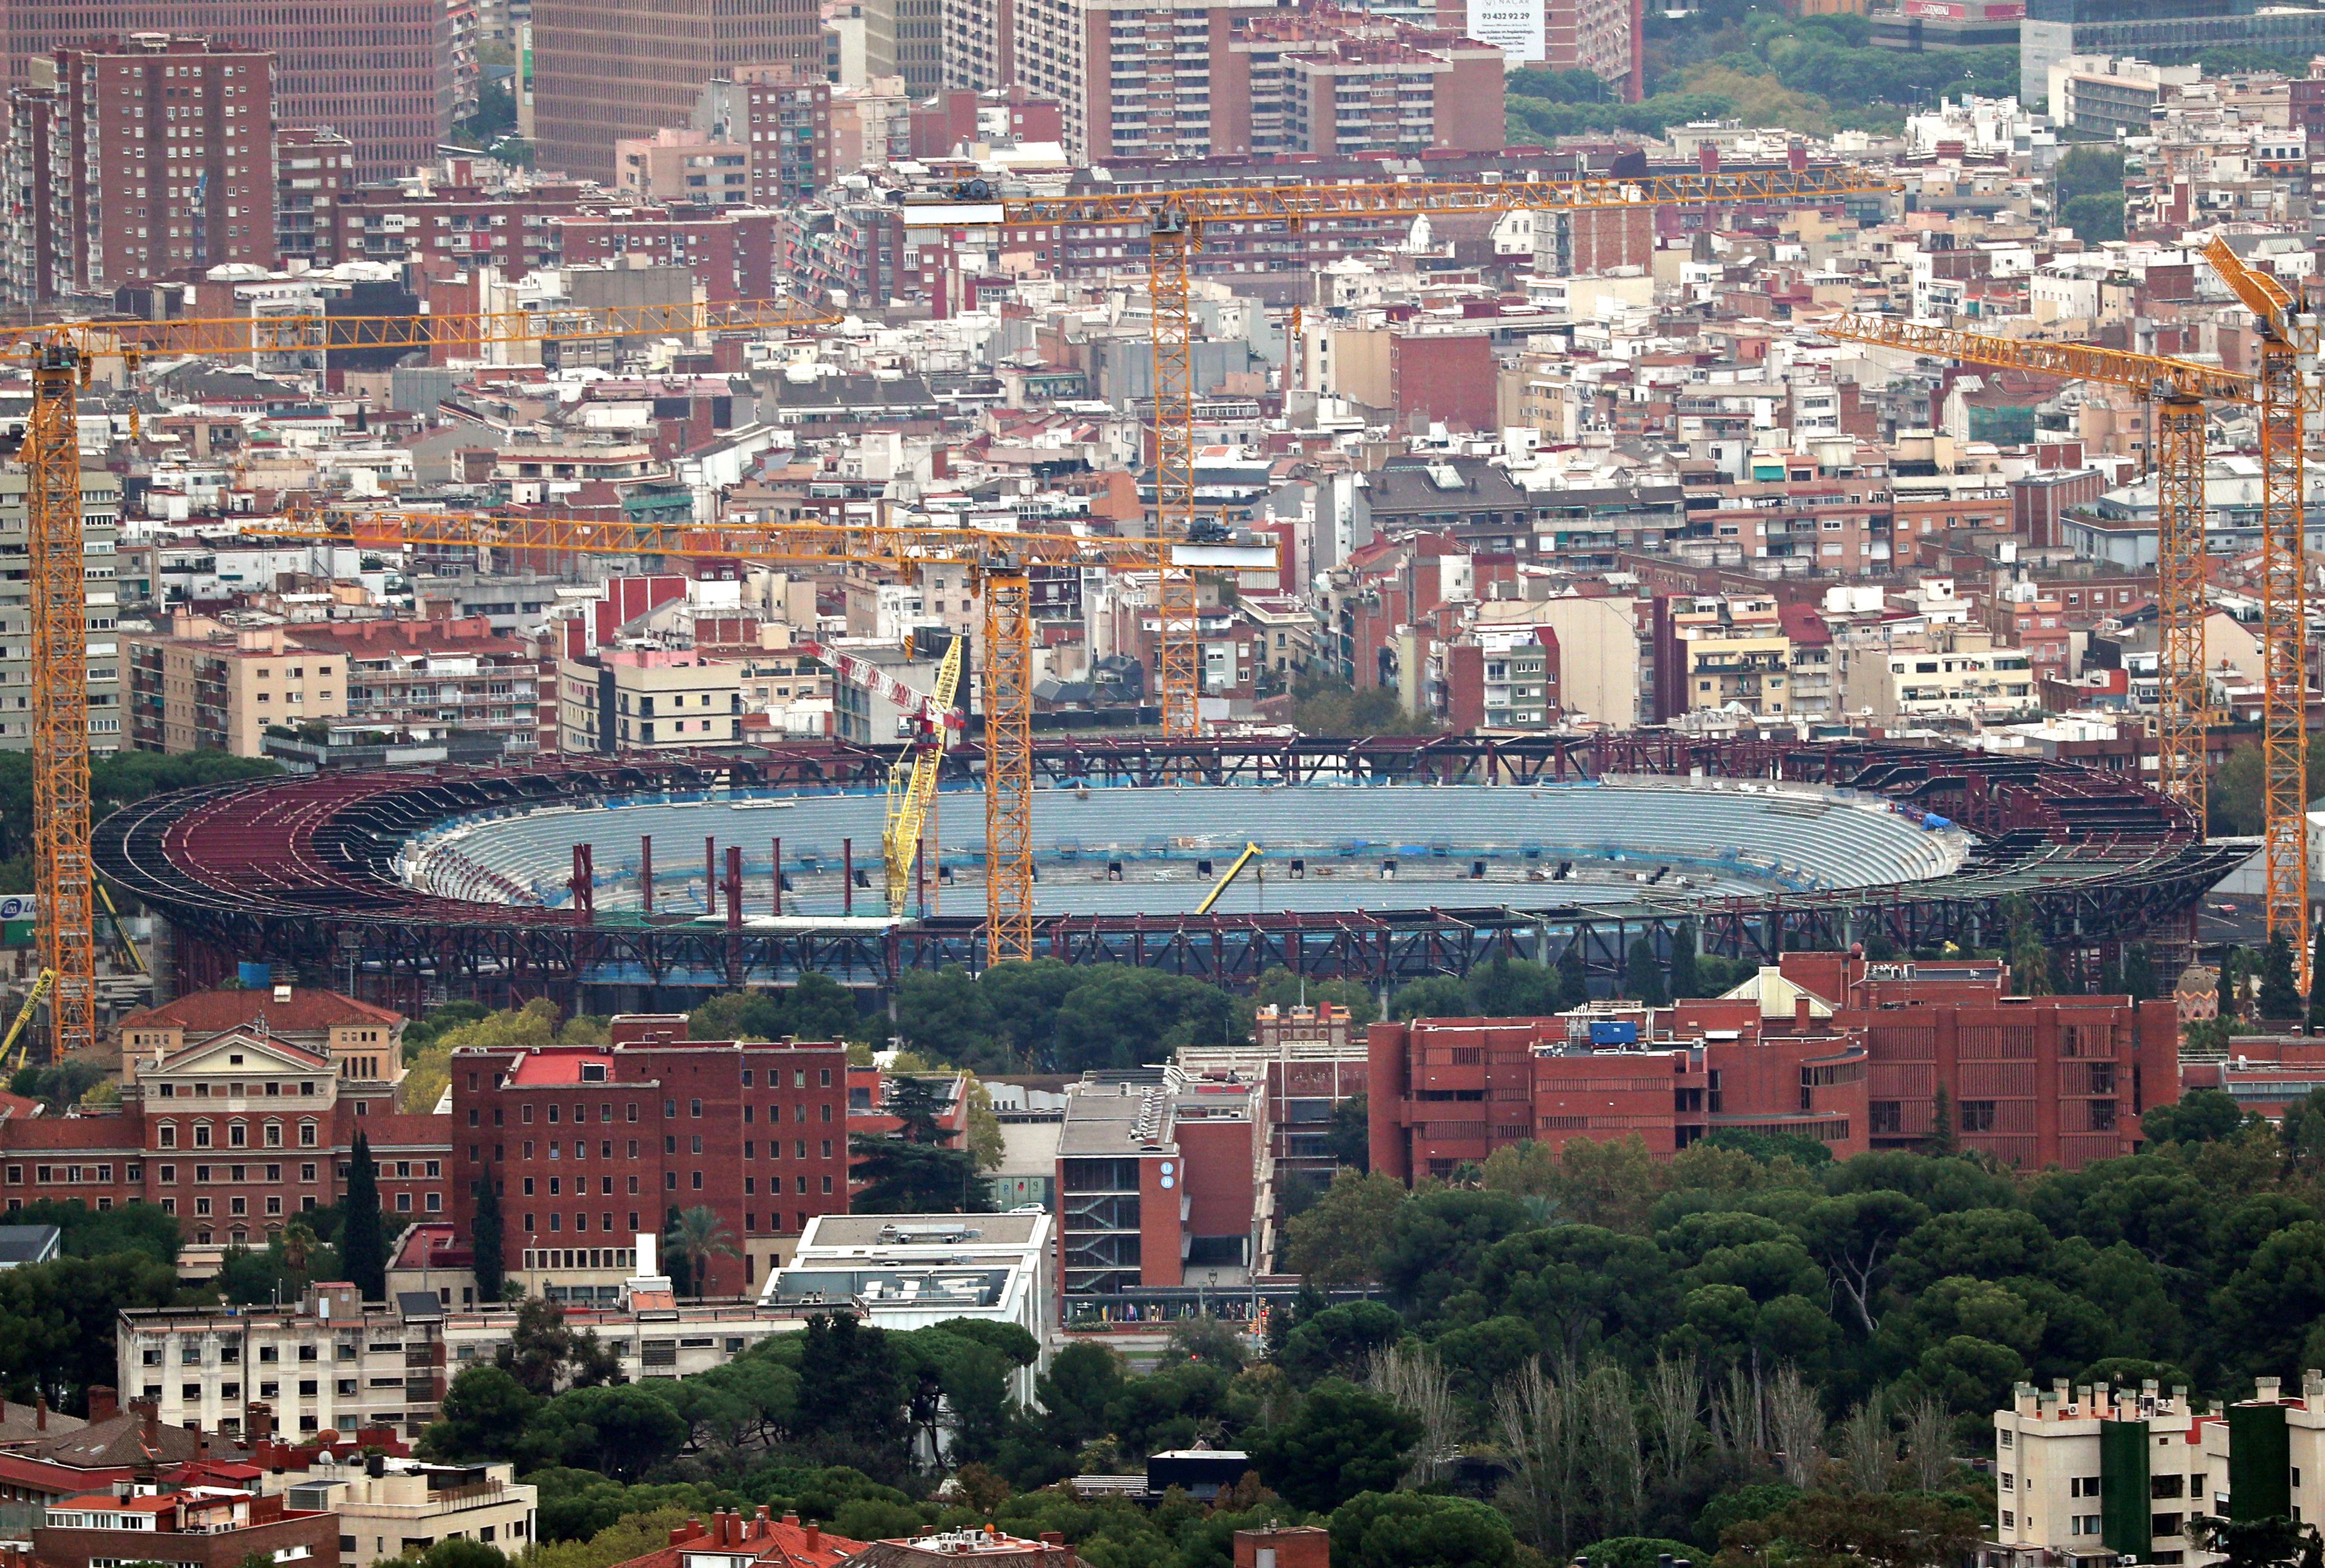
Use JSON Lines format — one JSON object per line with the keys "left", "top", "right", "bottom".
{"left": 280, "top": 1219, "right": 318, "bottom": 1274}
{"left": 667, "top": 1205, "right": 740, "bottom": 1297}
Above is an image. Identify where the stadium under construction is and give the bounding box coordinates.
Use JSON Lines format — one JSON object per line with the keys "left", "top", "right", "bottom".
{"left": 91, "top": 734, "right": 2241, "bottom": 1014}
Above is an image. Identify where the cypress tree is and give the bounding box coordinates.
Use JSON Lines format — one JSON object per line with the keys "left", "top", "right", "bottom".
{"left": 1668, "top": 923, "right": 1703, "bottom": 1000}
{"left": 472, "top": 1178, "right": 505, "bottom": 1302}
{"left": 340, "top": 1132, "right": 386, "bottom": 1300}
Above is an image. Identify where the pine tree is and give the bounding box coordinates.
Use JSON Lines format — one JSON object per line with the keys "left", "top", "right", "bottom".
{"left": 471, "top": 1178, "right": 505, "bottom": 1302}
{"left": 2123, "top": 944, "right": 2157, "bottom": 1003}
{"left": 1554, "top": 943, "right": 1590, "bottom": 1010}
{"left": 340, "top": 1132, "right": 386, "bottom": 1300}
{"left": 2310, "top": 929, "right": 2325, "bottom": 1029}
{"left": 1668, "top": 923, "right": 1703, "bottom": 1000}
{"left": 2221, "top": 944, "right": 2244, "bottom": 1018}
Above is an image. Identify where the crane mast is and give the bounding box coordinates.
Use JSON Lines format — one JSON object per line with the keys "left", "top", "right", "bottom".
{"left": 5, "top": 297, "right": 834, "bottom": 1059}
{"left": 1820, "top": 312, "right": 2250, "bottom": 831}
{"left": 884, "top": 634, "right": 965, "bottom": 919}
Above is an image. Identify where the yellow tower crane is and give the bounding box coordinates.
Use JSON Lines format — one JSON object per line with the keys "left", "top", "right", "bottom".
{"left": 906, "top": 161, "right": 1899, "bottom": 740}
{"left": 262, "top": 509, "right": 1276, "bottom": 966}
{"left": 2200, "top": 238, "right": 2323, "bottom": 995}
{"left": 884, "top": 632, "right": 965, "bottom": 917}
{"left": 1818, "top": 314, "right": 2254, "bottom": 826}
{"left": 0, "top": 296, "right": 836, "bottom": 1060}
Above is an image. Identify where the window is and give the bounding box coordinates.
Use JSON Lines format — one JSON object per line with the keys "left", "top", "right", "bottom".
{"left": 2072, "top": 1477, "right": 2102, "bottom": 1498}
{"left": 1869, "top": 1101, "right": 1902, "bottom": 1135}
{"left": 1960, "top": 1100, "right": 1997, "bottom": 1133}
{"left": 2001, "top": 1512, "right": 2015, "bottom": 1530}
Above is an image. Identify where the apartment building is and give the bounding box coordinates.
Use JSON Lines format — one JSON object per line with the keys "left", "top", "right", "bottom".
{"left": 1370, "top": 953, "right": 2182, "bottom": 1180}
{"left": 0, "top": 471, "right": 122, "bottom": 753}
{"left": 286, "top": 1458, "right": 537, "bottom": 1561}
{"left": 120, "top": 1277, "right": 825, "bottom": 1440}
{"left": 291, "top": 618, "right": 541, "bottom": 758}
{"left": 530, "top": 0, "right": 819, "bottom": 180}
{"left": 125, "top": 619, "right": 349, "bottom": 757}
{"left": 9, "top": 0, "right": 446, "bottom": 184}
{"left": 1227, "top": 12, "right": 1503, "bottom": 157}
{"left": 1649, "top": 594, "right": 1794, "bottom": 721}
{"left": 1987, "top": 1374, "right": 2325, "bottom": 1568}
{"left": 450, "top": 1019, "right": 853, "bottom": 1300}
{"left": 274, "top": 127, "right": 354, "bottom": 269}
{"left": 1860, "top": 625, "right": 2039, "bottom": 725}
{"left": 34, "top": 1484, "right": 338, "bottom": 1568}
{"left": 0, "top": 1022, "right": 447, "bottom": 1278}
{"left": 557, "top": 647, "right": 743, "bottom": 752}
{"left": 3, "top": 35, "right": 275, "bottom": 303}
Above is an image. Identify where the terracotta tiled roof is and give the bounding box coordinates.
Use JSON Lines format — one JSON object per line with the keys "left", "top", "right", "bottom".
{"left": 610, "top": 1510, "right": 866, "bottom": 1568}
{"left": 120, "top": 988, "right": 403, "bottom": 1036}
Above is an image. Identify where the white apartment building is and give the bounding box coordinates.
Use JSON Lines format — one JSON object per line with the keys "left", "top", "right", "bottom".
{"left": 284, "top": 1458, "right": 538, "bottom": 1563}
{"left": 1989, "top": 1374, "right": 2325, "bottom": 1568}
{"left": 120, "top": 1275, "right": 825, "bottom": 1441}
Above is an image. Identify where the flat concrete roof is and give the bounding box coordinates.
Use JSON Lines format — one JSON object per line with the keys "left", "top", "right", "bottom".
{"left": 803, "top": 1213, "right": 1047, "bottom": 1248}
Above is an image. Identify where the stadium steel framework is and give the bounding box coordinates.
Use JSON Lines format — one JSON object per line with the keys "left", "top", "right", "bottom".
{"left": 96, "top": 734, "right": 2239, "bottom": 1013}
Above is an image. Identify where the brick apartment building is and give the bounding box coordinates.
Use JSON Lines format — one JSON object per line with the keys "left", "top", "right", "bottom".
{"left": 1368, "top": 953, "right": 2182, "bottom": 1179}
{"left": 530, "top": 0, "right": 820, "bottom": 182}
{"left": 34, "top": 1485, "right": 340, "bottom": 1568}
{"left": 7, "top": 0, "right": 446, "bottom": 185}
{"left": 1011, "top": 0, "right": 1503, "bottom": 162}
{"left": 450, "top": 1020, "right": 851, "bottom": 1301}
{"left": 4, "top": 34, "right": 275, "bottom": 308}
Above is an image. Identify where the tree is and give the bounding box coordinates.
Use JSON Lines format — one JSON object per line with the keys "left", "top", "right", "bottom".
{"left": 2261, "top": 932, "right": 2304, "bottom": 1023}
{"left": 1251, "top": 1379, "right": 1421, "bottom": 1513}
{"left": 1925, "top": 1085, "right": 1958, "bottom": 1156}
{"left": 795, "top": 1312, "right": 909, "bottom": 1456}
{"left": 497, "top": 1296, "right": 580, "bottom": 1396}
{"left": 472, "top": 1179, "right": 506, "bottom": 1302}
{"left": 1556, "top": 943, "right": 1591, "bottom": 1009}
{"left": 0, "top": 1251, "right": 188, "bottom": 1409}
{"left": 2189, "top": 1514, "right": 2325, "bottom": 1568}
{"left": 423, "top": 1365, "right": 541, "bottom": 1460}
{"left": 416, "top": 1543, "right": 507, "bottom": 1568}
{"left": 1280, "top": 1168, "right": 1406, "bottom": 1285}
{"left": 339, "top": 1133, "right": 386, "bottom": 1300}
{"left": 1713, "top": 1489, "right": 1982, "bottom": 1568}
{"left": 2003, "top": 897, "right": 2051, "bottom": 996}
{"left": 1625, "top": 938, "right": 1669, "bottom": 1006}
{"left": 851, "top": 1134, "right": 992, "bottom": 1214}
{"left": 1330, "top": 1493, "right": 1517, "bottom": 1568}
{"left": 522, "top": 1383, "right": 690, "bottom": 1480}
{"left": 1669, "top": 924, "right": 1703, "bottom": 1000}
{"left": 1323, "top": 1094, "right": 1370, "bottom": 1171}
{"left": 2146, "top": 1086, "right": 2247, "bottom": 1144}
{"left": 667, "top": 1206, "right": 739, "bottom": 1297}
{"left": 2214, "top": 744, "right": 2266, "bottom": 836}
{"left": 2123, "top": 944, "right": 2158, "bottom": 1002}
